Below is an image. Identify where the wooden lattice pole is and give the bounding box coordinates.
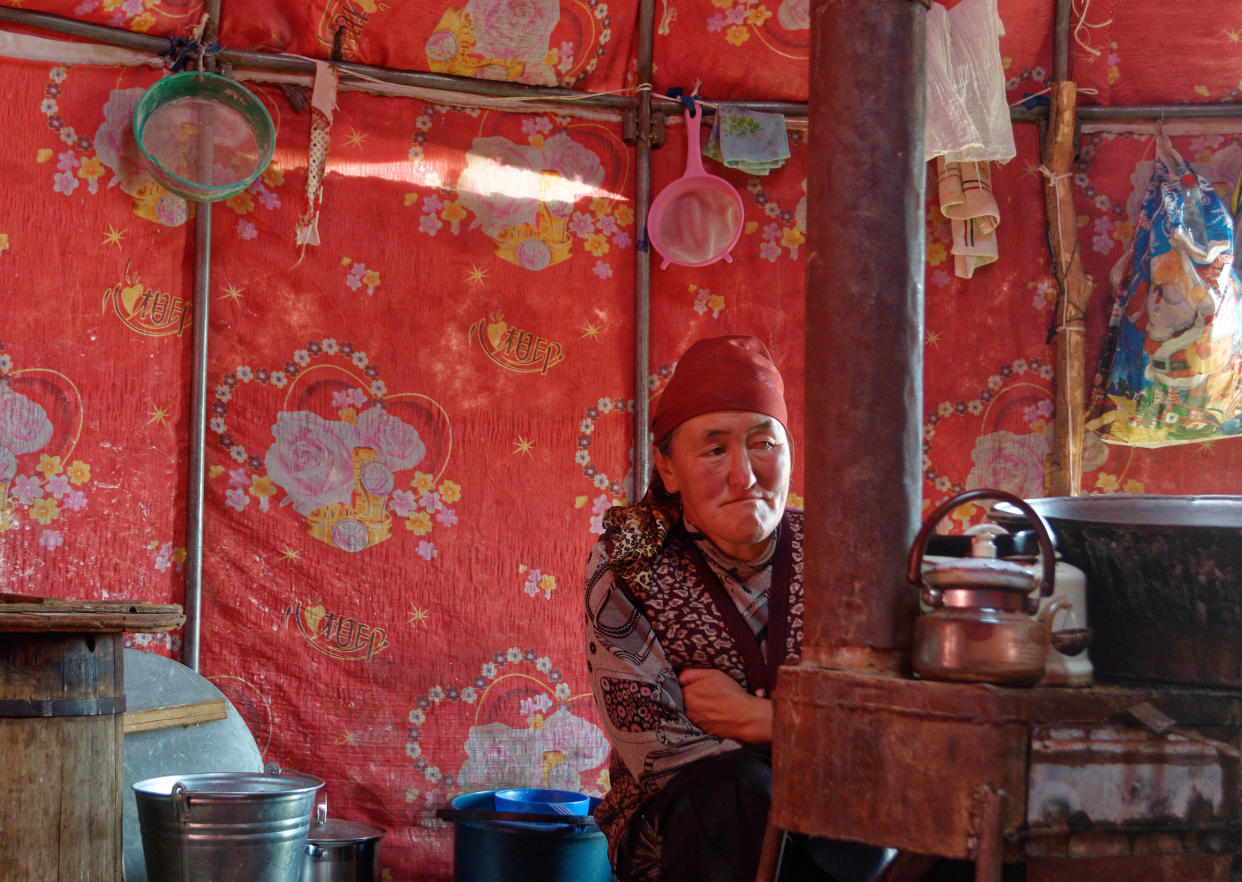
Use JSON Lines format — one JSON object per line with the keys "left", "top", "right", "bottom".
{"left": 1043, "top": 81, "right": 1095, "bottom": 497}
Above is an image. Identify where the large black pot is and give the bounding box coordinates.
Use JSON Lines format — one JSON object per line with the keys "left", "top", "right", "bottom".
{"left": 998, "top": 495, "right": 1242, "bottom": 688}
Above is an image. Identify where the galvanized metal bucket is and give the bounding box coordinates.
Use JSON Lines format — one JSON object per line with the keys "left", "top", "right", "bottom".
{"left": 133, "top": 770, "right": 324, "bottom": 882}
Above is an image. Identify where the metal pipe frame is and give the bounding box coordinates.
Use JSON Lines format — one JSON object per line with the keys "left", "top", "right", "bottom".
{"left": 5, "top": 0, "right": 1242, "bottom": 673}
{"left": 0, "top": 5, "right": 804, "bottom": 120}
{"left": 181, "top": 0, "right": 223, "bottom": 672}
{"left": 633, "top": 0, "right": 656, "bottom": 499}
{"left": 3, "top": 6, "right": 1240, "bottom": 124}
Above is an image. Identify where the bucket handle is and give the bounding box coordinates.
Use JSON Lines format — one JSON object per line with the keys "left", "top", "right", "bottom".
{"left": 171, "top": 781, "right": 191, "bottom": 823}
{"left": 171, "top": 782, "right": 193, "bottom": 882}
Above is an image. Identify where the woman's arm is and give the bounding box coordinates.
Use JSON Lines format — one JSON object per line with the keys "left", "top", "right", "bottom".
{"left": 584, "top": 544, "right": 733, "bottom": 784}
{"left": 678, "top": 667, "right": 773, "bottom": 744}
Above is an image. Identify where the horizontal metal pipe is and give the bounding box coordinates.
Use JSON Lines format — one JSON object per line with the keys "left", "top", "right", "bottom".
{"left": 1014, "top": 102, "right": 1242, "bottom": 125}
{"left": 656, "top": 98, "right": 809, "bottom": 118}
{"left": 0, "top": 4, "right": 166, "bottom": 52}
{"left": 4, "top": 4, "right": 1241, "bottom": 126}
{"left": 0, "top": 4, "right": 809, "bottom": 119}
{"left": 1079, "top": 102, "right": 1242, "bottom": 120}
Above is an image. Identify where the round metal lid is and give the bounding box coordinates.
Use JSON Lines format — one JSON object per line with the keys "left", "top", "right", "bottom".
{"left": 922, "top": 557, "right": 1038, "bottom": 592}
{"left": 307, "top": 817, "right": 387, "bottom": 845}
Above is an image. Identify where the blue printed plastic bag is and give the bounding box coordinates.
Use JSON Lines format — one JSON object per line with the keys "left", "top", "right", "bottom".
{"left": 1091, "top": 135, "right": 1242, "bottom": 446}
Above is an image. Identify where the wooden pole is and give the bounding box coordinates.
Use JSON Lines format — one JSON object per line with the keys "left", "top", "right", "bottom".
{"left": 1042, "top": 81, "right": 1094, "bottom": 497}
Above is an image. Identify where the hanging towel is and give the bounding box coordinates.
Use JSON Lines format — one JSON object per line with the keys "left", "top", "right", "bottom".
{"left": 938, "top": 157, "right": 1000, "bottom": 279}
{"left": 704, "top": 105, "right": 790, "bottom": 176}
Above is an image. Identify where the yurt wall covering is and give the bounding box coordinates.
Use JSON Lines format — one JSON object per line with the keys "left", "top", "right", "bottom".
{"left": 1, "top": 1, "right": 1241, "bottom": 878}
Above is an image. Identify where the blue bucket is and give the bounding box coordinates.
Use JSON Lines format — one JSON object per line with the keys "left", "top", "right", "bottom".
{"left": 447, "top": 790, "right": 613, "bottom": 882}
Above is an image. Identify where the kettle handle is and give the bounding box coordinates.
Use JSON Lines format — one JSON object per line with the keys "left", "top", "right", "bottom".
{"left": 907, "top": 489, "right": 1057, "bottom": 601}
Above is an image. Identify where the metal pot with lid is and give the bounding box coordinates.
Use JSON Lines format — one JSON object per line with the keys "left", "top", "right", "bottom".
{"left": 908, "top": 489, "right": 1085, "bottom": 686}
{"left": 302, "top": 801, "right": 386, "bottom": 882}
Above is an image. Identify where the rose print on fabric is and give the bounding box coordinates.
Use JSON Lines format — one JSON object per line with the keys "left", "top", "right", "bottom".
{"left": 0, "top": 382, "right": 54, "bottom": 457}
{"left": 214, "top": 339, "right": 457, "bottom": 555}
{"left": 425, "top": 0, "right": 560, "bottom": 86}
{"left": 404, "top": 648, "right": 610, "bottom": 808}
{"left": 425, "top": 0, "right": 613, "bottom": 87}
{"left": 965, "top": 429, "right": 1050, "bottom": 499}
{"left": 355, "top": 405, "right": 426, "bottom": 470}
{"left": 413, "top": 110, "right": 631, "bottom": 274}
{"left": 0, "top": 362, "right": 92, "bottom": 545}
{"left": 456, "top": 706, "right": 609, "bottom": 792}
{"left": 454, "top": 131, "right": 608, "bottom": 270}
{"left": 76, "top": 83, "right": 188, "bottom": 226}
{"left": 923, "top": 358, "right": 1056, "bottom": 522}
{"left": 457, "top": 137, "right": 545, "bottom": 236}
{"left": 61, "top": 0, "right": 178, "bottom": 32}
{"left": 778, "top": 0, "right": 810, "bottom": 30}
{"left": 265, "top": 411, "right": 363, "bottom": 517}
{"left": 468, "top": 0, "right": 561, "bottom": 84}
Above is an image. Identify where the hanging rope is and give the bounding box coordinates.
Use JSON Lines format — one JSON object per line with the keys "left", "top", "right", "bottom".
{"left": 1070, "top": 0, "right": 1112, "bottom": 60}
{"left": 160, "top": 12, "right": 220, "bottom": 72}
{"left": 1039, "top": 163, "right": 1087, "bottom": 339}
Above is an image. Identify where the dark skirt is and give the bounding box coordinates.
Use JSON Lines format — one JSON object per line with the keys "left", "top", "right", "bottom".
{"left": 615, "top": 745, "right": 890, "bottom": 882}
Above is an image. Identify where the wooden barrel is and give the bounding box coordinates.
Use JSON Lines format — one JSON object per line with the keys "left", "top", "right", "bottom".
{"left": 0, "top": 599, "right": 185, "bottom": 882}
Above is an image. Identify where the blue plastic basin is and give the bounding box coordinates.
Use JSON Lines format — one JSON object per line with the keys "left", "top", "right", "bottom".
{"left": 493, "top": 788, "right": 591, "bottom": 816}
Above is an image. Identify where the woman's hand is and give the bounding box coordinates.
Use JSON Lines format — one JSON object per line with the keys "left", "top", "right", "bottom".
{"left": 678, "top": 668, "right": 773, "bottom": 744}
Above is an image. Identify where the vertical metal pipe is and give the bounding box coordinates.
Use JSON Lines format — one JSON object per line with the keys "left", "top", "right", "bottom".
{"left": 183, "top": 206, "right": 210, "bottom": 673}
{"left": 182, "top": 0, "right": 222, "bottom": 672}
{"left": 800, "top": 0, "right": 927, "bottom": 671}
{"left": 1053, "top": 0, "right": 1071, "bottom": 83}
{"left": 632, "top": 0, "right": 656, "bottom": 498}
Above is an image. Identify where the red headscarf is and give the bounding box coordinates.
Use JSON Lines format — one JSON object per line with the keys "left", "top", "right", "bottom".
{"left": 651, "top": 335, "right": 787, "bottom": 441}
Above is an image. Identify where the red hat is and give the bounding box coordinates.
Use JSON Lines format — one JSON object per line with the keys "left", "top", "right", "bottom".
{"left": 652, "top": 335, "right": 787, "bottom": 440}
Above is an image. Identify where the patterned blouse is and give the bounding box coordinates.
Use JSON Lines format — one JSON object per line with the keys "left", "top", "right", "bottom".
{"left": 583, "top": 500, "right": 805, "bottom": 867}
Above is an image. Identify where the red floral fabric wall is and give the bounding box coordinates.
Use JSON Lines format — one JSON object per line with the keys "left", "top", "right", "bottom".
{"left": 1, "top": 1, "right": 1241, "bottom": 879}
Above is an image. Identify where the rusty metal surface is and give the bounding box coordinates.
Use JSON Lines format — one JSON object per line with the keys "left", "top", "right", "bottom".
{"left": 771, "top": 667, "right": 1242, "bottom": 861}
{"left": 770, "top": 668, "right": 1030, "bottom": 859}
{"left": 801, "top": 0, "right": 926, "bottom": 667}
{"left": 1026, "top": 854, "right": 1236, "bottom": 881}
{"left": 1028, "top": 725, "right": 1234, "bottom": 833}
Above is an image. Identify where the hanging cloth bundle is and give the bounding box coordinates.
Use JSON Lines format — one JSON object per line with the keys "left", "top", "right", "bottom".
{"left": 295, "top": 61, "right": 340, "bottom": 248}
{"left": 1089, "top": 134, "right": 1242, "bottom": 446}
{"left": 925, "top": 0, "right": 1015, "bottom": 278}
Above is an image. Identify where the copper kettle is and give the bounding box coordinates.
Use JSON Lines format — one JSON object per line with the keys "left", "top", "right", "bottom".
{"left": 907, "top": 489, "right": 1062, "bottom": 686}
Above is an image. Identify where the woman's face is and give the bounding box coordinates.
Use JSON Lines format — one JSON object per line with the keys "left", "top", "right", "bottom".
{"left": 653, "top": 410, "right": 791, "bottom": 561}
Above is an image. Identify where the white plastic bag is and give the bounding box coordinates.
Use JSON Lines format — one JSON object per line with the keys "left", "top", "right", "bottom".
{"left": 925, "top": 0, "right": 1016, "bottom": 164}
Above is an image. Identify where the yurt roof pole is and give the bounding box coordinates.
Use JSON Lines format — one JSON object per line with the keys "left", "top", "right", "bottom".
{"left": 0, "top": 6, "right": 803, "bottom": 121}
{"left": 182, "top": 0, "right": 222, "bottom": 673}
{"left": 1053, "top": 0, "right": 1071, "bottom": 82}
{"left": 632, "top": 0, "right": 656, "bottom": 499}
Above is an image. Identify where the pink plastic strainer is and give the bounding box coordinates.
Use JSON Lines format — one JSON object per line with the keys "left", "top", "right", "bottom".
{"left": 646, "top": 107, "right": 744, "bottom": 269}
